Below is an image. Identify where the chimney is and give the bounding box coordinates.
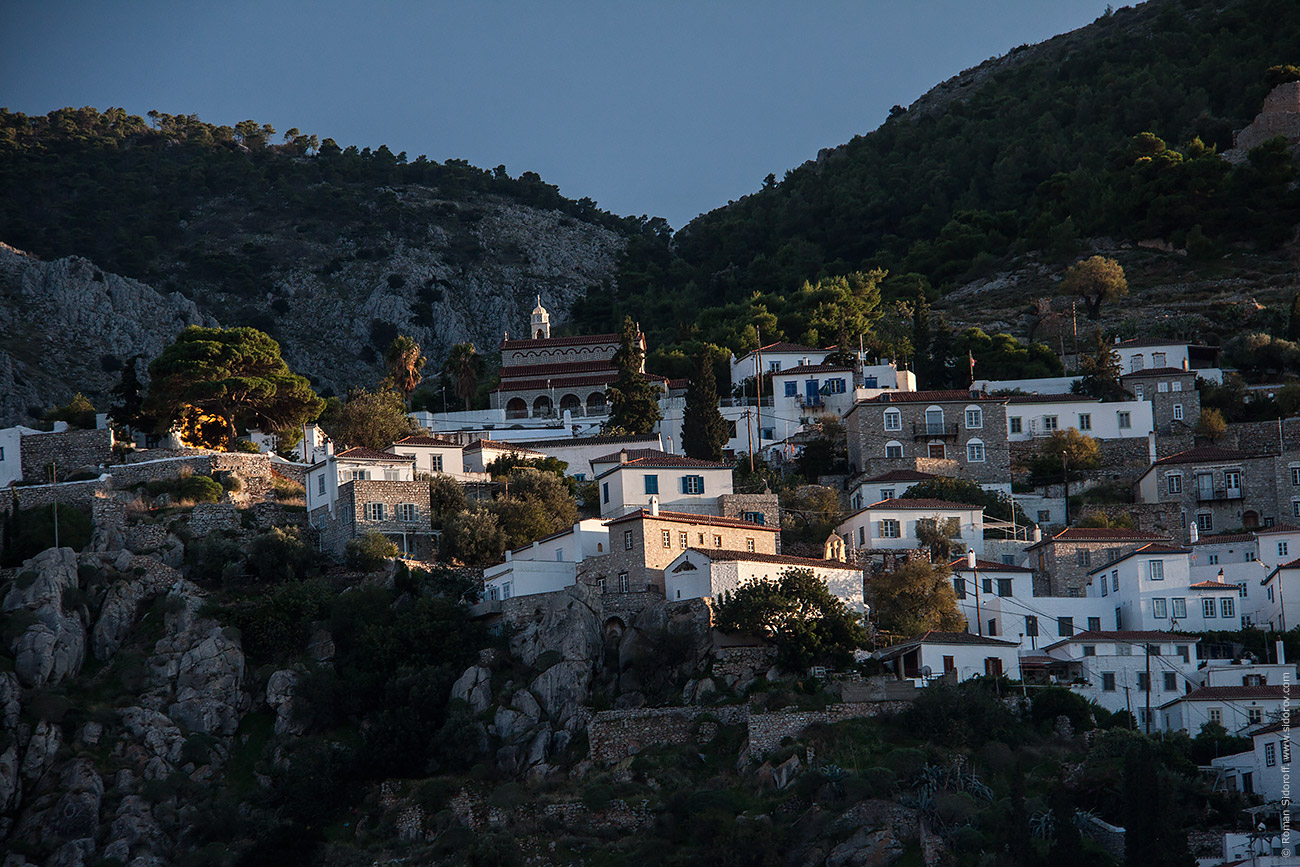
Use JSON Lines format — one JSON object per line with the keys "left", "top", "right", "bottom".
{"left": 1189, "top": 522, "right": 1199, "bottom": 544}
{"left": 1277, "top": 640, "right": 1286, "bottom": 666}
{"left": 325, "top": 439, "right": 335, "bottom": 458}
{"left": 649, "top": 496, "right": 659, "bottom": 516}
{"left": 1182, "top": 358, "right": 1189, "bottom": 371}
{"left": 619, "top": 449, "right": 629, "bottom": 464}
{"left": 1114, "top": 336, "right": 1120, "bottom": 345}
{"left": 1033, "top": 526, "right": 1042, "bottom": 544}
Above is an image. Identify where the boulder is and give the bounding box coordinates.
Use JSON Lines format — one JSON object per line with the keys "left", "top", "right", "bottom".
{"left": 266, "top": 669, "right": 304, "bottom": 736}
{"left": 450, "top": 665, "right": 492, "bottom": 713}
{"left": 145, "top": 587, "right": 247, "bottom": 736}
{"left": 529, "top": 660, "right": 592, "bottom": 727}
{"left": 0, "top": 742, "right": 19, "bottom": 812}
{"left": 104, "top": 794, "right": 167, "bottom": 865}
{"left": 117, "top": 707, "right": 184, "bottom": 766}
{"left": 47, "top": 759, "right": 103, "bottom": 841}
{"left": 3, "top": 548, "right": 86, "bottom": 688}
{"left": 45, "top": 839, "right": 95, "bottom": 867}
{"left": 306, "top": 628, "right": 335, "bottom": 662}
{"left": 826, "top": 828, "right": 904, "bottom": 867}
{"left": 508, "top": 583, "right": 603, "bottom": 669}
{"left": 90, "top": 558, "right": 182, "bottom": 661}
{"left": 19, "top": 720, "right": 61, "bottom": 786}
{"left": 0, "top": 672, "right": 21, "bottom": 729}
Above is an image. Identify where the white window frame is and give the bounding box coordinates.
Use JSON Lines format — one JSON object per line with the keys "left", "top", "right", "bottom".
{"left": 1203, "top": 598, "right": 1217, "bottom": 618}
{"left": 1173, "top": 404, "right": 1183, "bottom": 421}
{"left": 1167, "top": 473, "right": 1182, "bottom": 494}
{"left": 964, "top": 406, "right": 983, "bottom": 429}
{"left": 1078, "top": 413, "right": 1091, "bottom": 431}
{"left": 1172, "top": 597, "right": 1187, "bottom": 618}
{"left": 1043, "top": 415, "right": 1059, "bottom": 432}
{"left": 1148, "top": 560, "right": 1164, "bottom": 580}
{"left": 884, "top": 441, "right": 903, "bottom": 459}
{"left": 966, "top": 439, "right": 986, "bottom": 462}
{"left": 883, "top": 409, "right": 902, "bottom": 431}
{"left": 1117, "top": 411, "right": 1132, "bottom": 429}
{"left": 1009, "top": 416, "right": 1022, "bottom": 434}
{"left": 1152, "top": 598, "right": 1167, "bottom": 618}
{"left": 879, "top": 519, "right": 901, "bottom": 539}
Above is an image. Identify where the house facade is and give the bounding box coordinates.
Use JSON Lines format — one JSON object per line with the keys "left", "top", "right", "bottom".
{"left": 1160, "top": 685, "right": 1289, "bottom": 735}
{"left": 482, "top": 518, "right": 611, "bottom": 600}
{"left": 1211, "top": 721, "right": 1300, "bottom": 801}
{"left": 876, "top": 631, "right": 1022, "bottom": 684}
{"left": 1119, "top": 368, "right": 1200, "bottom": 435}
{"left": 948, "top": 557, "right": 1112, "bottom": 647}
{"left": 1025, "top": 527, "right": 1173, "bottom": 597}
{"left": 1136, "top": 446, "right": 1280, "bottom": 535}
{"left": 306, "top": 446, "right": 434, "bottom": 558}
{"left": 1111, "top": 337, "right": 1222, "bottom": 383}
{"left": 836, "top": 499, "right": 986, "bottom": 558}
{"left": 592, "top": 449, "right": 735, "bottom": 519}
{"left": 1004, "top": 394, "right": 1153, "bottom": 442}
{"left": 848, "top": 469, "right": 938, "bottom": 511}
{"left": 387, "top": 435, "right": 470, "bottom": 479}
{"left": 770, "top": 364, "right": 856, "bottom": 425}
{"left": 843, "top": 390, "right": 1010, "bottom": 491}
{"left": 1086, "top": 543, "right": 1241, "bottom": 632}
{"left": 664, "top": 548, "right": 865, "bottom": 611}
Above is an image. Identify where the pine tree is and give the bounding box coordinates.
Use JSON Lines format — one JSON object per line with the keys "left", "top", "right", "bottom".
{"left": 912, "top": 284, "right": 931, "bottom": 360}
{"left": 109, "top": 354, "right": 148, "bottom": 431}
{"left": 605, "top": 317, "right": 662, "bottom": 435}
{"left": 681, "top": 351, "right": 728, "bottom": 460}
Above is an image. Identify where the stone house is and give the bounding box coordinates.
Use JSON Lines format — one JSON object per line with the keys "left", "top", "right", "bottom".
{"left": 843, "top": 389, "right": 1011, "bottom": 493}
{"left": 306, "top": 446, "right": 434, "bottom": 558}
{"left": 591, "top": 505, "right": 778, "bottom": 594}
{"left": 663, "top": 548, "right": 865, "bottom": 611}
{"left": 1136, "top": 446, "right": 1281, "bottom": 534}
{"left": 1025, "top": 526, "right": 1173, "bottom": 597}
{"left": 0, "top": 423, "right": 114, "bottom": 486}
{"left": 1119, "top": 368, "right": 1199, "bottom": 435}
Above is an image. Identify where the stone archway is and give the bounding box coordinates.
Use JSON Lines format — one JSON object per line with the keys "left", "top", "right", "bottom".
{"left": 506, "top": 398, "right": 527, "bottom": 419}
{"left": 560, "top": 393, "right": 582, "bottom": 416}
{"left": 586, "top": 392, "right": 607, "bottom": 415}
{"left": 533, "top": 395, "right": 553, "bottom": 417}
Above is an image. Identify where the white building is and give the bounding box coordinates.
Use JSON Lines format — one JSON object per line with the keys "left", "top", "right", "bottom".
{"left": 0, "top": 424, "right": 42, "bottom": 487}
{"left": 1004, "top": 394, "right": 1154, "bottom": 442}
{"left": 770, "top": 364, "right": 856, "bottom": 424}
{"left": 1111, "top": 337, "right": 1223, "bottom": 383}
{"left": 664, "top": 548, "right": 865, "bottom": 611}
{"left": 506, "top": 433, "right": 663, "bottom": 481}
{"left": 1086, "top": 543, "right": 1241, "bottom": 632}
{"left": 1160, "top": 684, "right": 1289, "bottom": 735}
{"left": 387, "top": 435, "right": 470, "bottom": 478}
{"left": 1030, "top": 631, "right": 1202, "bottom": 726}
{"left": 729, "top": 341, "right": 830, "bottom": 393}
{"left": 482, "top": 518, "right": 611, "bottom": 600}
{"left": 848, "top": 470, "right": 938, "bottom": 511}
{"left": 837, "top": 499, "right": 985, "bottom": 557}
{"left": 462, "top": 439, "right": 546, "bottom": 474}
{"left": 876, "top": 631, "right": 1022, "bottom": 684}
{"left": 657, "top": 397, "right": 783, "bottom": 461}
{"left": 1258, "top": 557, "right": 1300, "bottom": 632}
{"left": 949, "top": 557, "right": 1112, "bottom": 648}
{"left": 591, "top": 449, "right": 734, "bottom": 519}
{"left": 1211, "top": 721, "right": 1300, "bottom": 802}
{"left": 305, "top": 446, "right": 416, "bottom": 515}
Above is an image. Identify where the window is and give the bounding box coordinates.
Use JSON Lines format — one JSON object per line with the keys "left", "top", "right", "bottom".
{"left": 1207, "top": 553, "right": 1219, "bottom": 565}
{"left": 713, "top": 535, "right": 722, "bottom": 547}
{"left": 996, "top": 579, "right": 1012, "bottom": 597}
{"left": 965, "top": 407, "right": 983, "bottom": 429}
{"left": 743, "top": 511, "right": 765, "bottom": 525}
{"left": 746, "top": 538, "right": 755, "bottom": 552}
{"left": 1177, "top": 644, "right": 1190, "bottom": 662}
{"left": 857, "top": 526, "right": 865, "bottom": 546}
{"left": 1208, "top": 708, "right": 1222, "bottom": 725}
{"left": 1117, "top": 643, "right": 1132, "bottom": 656}
{"left": 0, "top": 446, "right": 4, "bottom": 460}
{"left": 1102, "top": 672, "right": 1116, "bottom": 691}
{"left": 879, "top": 489, "right": 894, "bottom": 500}
{"left": 1203, "top": 598, "right": 1217, "bottom": 618}
{"left": 430, "top": 454, "right": 444, "bottom": 473}
{"left": 1101, "top": 577, "right": 1109, "bottom": 596}
{"left": 1043, "top": 415, "right": 1059, "bottom": 432}
{"left": 624, "top": 530, "right": 633, "bottom": 550}
{"left": 1082, "top": 645, "right": 1096, "bottom": 657}
{"left": 768, "top": 361, "right": 781, "bottom": 372}
{"left": 952, "top": 577, "right": 967, "bottom": 599}
{"left": 1137, "top": 672, "right": 1150, "bottom": 692}
{"left": 1173, "top": 404, "right": 1184, "bottom": 421}
{"left": 1058, "top": 616, "right": 1073, "bottom": 637}
{"left": 1238, "top": 582, "right": 1248, "bottom": 598}
{"left": 645, "top": 475, "right": 659, "bottom": 495}
{"left": 1221, "top": 598, "right": 1234, "bottom": 618}
{"left": 1157, "top": 381, "right": 1169, "bottom": 393}
{"left": 879, "top": 519, "right": 901, "bottom": 538}
{"left": 1294, "top": 501, "right": 1300, "bottom": 518}
{"left": 397, "top": 503, "right": 417, "bottom": 522}
{"left": 1168, "top": 474, "right": 1182, "bottom": 494}
{"left": 1225, "top": 470, "right": 1242, "bottom": 492}
{"left": 1149, "top": 560, "right": 1164, "bottom": 580}
{"left": 827, "top": 378, "right": 846, "bottom": 394}
{"left": 924, "top": 407, "right": 944, "bottom": 433}
{"left": 1068, "top": 587, "right": 1080, "bottom": 597}
{"left": 883, "top": 409, "right": 901, "bottom": 431}
{"left": 679, "top": 531, "right": 688, "bottom": 548}
{"left": 682, "top": 475, "right": 705, "bottom": 495}
{"left": 1077, "top": 550, "right": 1091, "bottom": 567}
{"left": 1025, "top": 616, "right": 1038, "bottom": 637}
{"left": 1112, "top": 571, "right": 1119, "bottom": 593}
{"left": 966, "top": 440, "right": 986, "bottom": 462}
{"left": 1281, "top": 542, "right": 1290, "bottom": 557}
{"left": 1266, "top": 743, "right": 1278, "bottom": 767}
{"left": 1172, "top": 598, "right": 1187, "bottom": 618}
{"left": 987, "top": 618, "right": 998, "bottom": 636}
{"left": 364, "top": 502, "right": 386, "bottom": 521}
{"left": 1134, "top": 384, "right": 1145, "bottom": 400}
{"left": 1009, "top": 417, "right": 1022, "bottom": 434}
{"left": 602, "top": 483, "right": 610, "bottom": 504}
{"left": 661, "top": 530, "right": 672, "bottom": 548}
{"left": 1088, "top": 617, "right": 1101, "bottom": 632}
{"left": 348, "top": 469, "right": 370, "bottom": 481}
{"left": 1292, "top": 466, "right": 1300, "bottom": 486}
{"left": 384, "top": 468, "right": 402, "bottom": 481}
{"left": 982, "top": 578, "right": 992, "bottom": 594}
{"left": 1153, "top": 598, "right": 1167, "bottom": 618}
{"left": 1197, "top": 513, "right": 1213, "bottom": 532}
{"left": 317, "top": 474, "right": 326, "bottom": 495}
{"left": 1078, "top": 413, "right": 1092, "bottom": 431}
{"left": 1250, "top": 708, "right": 1263, "bottom": 725}
{"left": 784, "top": 382, "right": 798, "bottom": 397}
{"left": 1117, "top": 411, "right": 1132, "bottom": 429}
{"left": 1164, "top": 672, "right": 1177, "bottom": 692}
{"left": 884, "top": 442, "right": 903, "bottom": 459}
{"left": 618, "top": 572, "right": 630, "bottom": 593}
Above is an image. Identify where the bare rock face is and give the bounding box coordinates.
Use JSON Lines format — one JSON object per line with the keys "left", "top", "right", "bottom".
{"left": 508, "top": 582, "right": 604, "bottom": 669}
{"left": 451, "top": 665, "right": 493, "bottom": 714}
{"left": 0, "top": 672, "right": 21, "bottom": 729}
{"left": 266, "top": 669, "right": 305, "bottom": 736}
{"left": 150, "top": 598, "right": 247, "bottom": 736}
{"left": 2, "top": 548, "right": 86, "bottom": 689}
{"left": 1223, "top": 80, "right": 1300, "bottom": 163}
{"left": 90, "top": 556, "right": 183, "bottom": 662}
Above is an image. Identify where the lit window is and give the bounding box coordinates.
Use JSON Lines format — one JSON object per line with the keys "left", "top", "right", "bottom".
{"left": 662, "top": 530, "right": 672, "bottom": 548}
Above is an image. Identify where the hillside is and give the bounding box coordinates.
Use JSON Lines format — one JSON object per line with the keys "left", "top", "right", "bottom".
{"left": 0, "top": 109, "right": 637, "bottom": 423}
{"left": 586, "top": 0, "right": 1300, "bottom": 374}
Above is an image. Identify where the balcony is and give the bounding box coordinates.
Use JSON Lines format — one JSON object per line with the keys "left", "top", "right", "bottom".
{"left": 912, "top": 421, "right": 959, "bottom": 440}
{"left": 1196, "top": 487, "right": 1243, "bottom": 503}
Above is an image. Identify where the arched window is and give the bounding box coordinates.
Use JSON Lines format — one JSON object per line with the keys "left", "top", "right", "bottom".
{"left": 533, "top": 395, "right": 553, "bottom": 417}
{"left": 924, "top": 406, "right": 944, "bottom": 435}
{"left": 586, "top": 392, "right": 607, "bottom": 414}
{"left": 884, "top": 440, "right": 904, "bottom": 459}
{"left": 506, "top": 398, "right": 527, "bottom": 419}
{"left": 560, "top": 393, "right": 582, "bottom": 415}
{"left": 964, "top": 405, "right": 983, "bottom": 429}
{"left": 966, "top": 438, "right": 986, "bottom": 462}
{"left": 883, "top": 408, "right": 902, "bottom": 431}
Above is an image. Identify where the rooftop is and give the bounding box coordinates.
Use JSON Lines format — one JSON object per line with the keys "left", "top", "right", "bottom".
{"left": 859, "top": 469, "right": 939, "bottom": 484}
{"left": 1187, "top": 580, "right": 1239, "bottom": 590}
{"left": 864, "top": 389, "right": 1004, "bottom": 404}
{"left": 463, "top": 439, "right": 544, "bottom": 455}
{"left": 334, "top": 447, "right": 415, "bottom": 463}
{"left": 510, "top": 434, "right": 661, "bottom": 450}
{"left": 881, "top": 630, "right": 1021, "bottom": 654}
{"left": 605, "top": 509, "right": 776, "bottom": 532}
{"left": 773, "top": 363, "right": 856, "bottom": 376}
{"left": 739, "top": 341, "right": 825, "bottom": 357}
{"left": 1152, "top": 446, "right": 1251, "bottom": 467}
{"left": 392, "top": 435, "right": 461, "bottom": 448}
{"left": 1193, "top": 532, "right": 1256, "bottom": 546}
{"left": 1027, "top": 527, "right": 1171, "bottom": 551}
{"left": 1006, "top": 393, "right": 1100, "bottom": 405}
{"left": 1120, "top": 367, "right": 1197, "bottom": 378}
{"left": 501, "top": 332, "right": 621, "bottom": 350}
{"left": 1164, "top": 684, "right": 1288, "bottom": 704}
{"left": 688, "top": 549, "right": 859, "bottom": 569}
{"left": 1085, "top": 542, "right": 1191, "bottom": 575}
{"left": 591, "top": 449, "right": 731, "bottom": 474}
{"left": 1042, "top": 630, "right": 1200, "bottom": 651}
{"left": 949, "top": 557, "right": 1033, "bottom": 573}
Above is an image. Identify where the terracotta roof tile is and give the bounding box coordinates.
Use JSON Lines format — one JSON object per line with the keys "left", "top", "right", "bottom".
{"left": 1187, "top": 580, "right": 1238, "bottom": 590}
{"left": 866, "top": 389, "right": 1002, "bottom": 403}
{"left": 605, "top": 509, "right": 777, "bottom": 531}
{"left": 463, "top": 439, "right": 544, "bottom": 455}
{"left": 949, "top": 557, "right": 1033, "bottom": 573}
{"left": 691, "top": 549, "right": 859, "bottom": 569}
{"left": 774, "top": 364, "right": 855, "bottom": 376}
{"left": 500, "top": 333, "right": 620, "bottom": 349}
{"left": 591, "top": 449, "right": 730, "bottom": 470}
{"left": 392, "top": 435, "right": 461, "bottom": 447}
{"left": 335, "top": 447, "right": 415, "bottom": 462}
{"left": 860, "top": 469, "right": 939, "bottom": 483}
{"left": 1152, "top": 446, "right": 1250, "bottom": 466}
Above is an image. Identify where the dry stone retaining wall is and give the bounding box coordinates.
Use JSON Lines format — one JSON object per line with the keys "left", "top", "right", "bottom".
{"left": 189, "top": 503, "right": 240, "bottom": 537}
{"left": 587, "top": 706, "right": 749, "bottom": 763}
{"left": 746, "top": 701, "right": 912, "bottom": 757}
{"left": 20, "top": 428, "right": 113, "bottom": 482}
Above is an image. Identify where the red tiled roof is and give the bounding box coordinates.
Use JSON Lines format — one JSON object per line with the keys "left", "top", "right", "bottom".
{"left": 1176, "top": 685, "right": 1288, "bottom": 702}
{"left": 1121, "top": 367, "right": 1197, "bottom": 377}
{"left": 1028, "top": 527, "right": 1171, "bottom": 551}
{"left": 493, "top": 371, "right": 668, "bottom": 392}
{"left": 867, "top": 498, "right": 981, "bottom": 511}
{"left": 1006, "top": 393, "right": 1099, "bottom": 404}
{"left": 773, "top": 363, "right": 855, "bottom": 376}
{"left": 1152, "top": 446, "right": 1250, "bottom": 466}
{"left": 590, "top": 448, "right": 729, "bottom": 469}
{"left": 691, "top": 549, "right": 859, "bottom": 569}
{"left": 1188, "top": 580, "right": 1238, "bottom": 590}
{"left": 499, "top": 360, "right": 618, "bottom": 379}
{"left": 500, "top": 333, "right": 621, "bottom": 349}
{"left": 1253, "top": 523, "right": 1300, "bottom": 536}
{"left": 860, "top": 469, "right": 938, "bottom": 483}
{"left": 949, "top": 557, "right": 1033, "bottom": 573}
{"left": 867, "top": 389, "right": 1002, "bottom": 403}
{"left": 463, "top": 439, "right": 543, "bottom": 455}
{"left": 335, "top": 447, "right": 415, "bottom": 462}
{"left": 605, "top": 509, "right": 777, "bottom": 531}
{"left": 745, "top": 341, "right": 825, "bottom": 355}
{"left": 1042, "top": 630, "right": 1199, "bottom": 651}
{"left": 511, "top": 434, "right": 660, "bottom": 449}
{"left": 882, "top": 630, "right": 1020, "bottom": 652}
{"left": 392, "top": 435, "right": 461, "bottom": 447}
{"left": 1193, "top": 532, "right": 1256, "bottom": 545}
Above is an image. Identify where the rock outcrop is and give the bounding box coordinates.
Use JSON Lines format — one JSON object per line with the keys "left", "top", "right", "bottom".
{"left": 2, "top": 548, "right": 87, "bottom": 688}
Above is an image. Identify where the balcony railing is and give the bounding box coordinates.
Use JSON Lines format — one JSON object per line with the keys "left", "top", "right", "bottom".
{"left": 912, "top": 421, "right": 960, "bottom": 439}
{"left": 1196, "top": 487, "right": 1243, "bottom": 502}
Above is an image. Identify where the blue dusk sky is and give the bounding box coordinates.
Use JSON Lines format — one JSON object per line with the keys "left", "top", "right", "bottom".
{"left": 2, "top": 1, "right": 1115, "bottom": 230}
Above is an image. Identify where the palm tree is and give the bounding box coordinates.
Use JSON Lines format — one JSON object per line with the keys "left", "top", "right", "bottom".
{"left": 445, "top": 342, "right": 480, "bottom": 411}
{"left": 384, "top": 335, "right": 427, "bottom": 407}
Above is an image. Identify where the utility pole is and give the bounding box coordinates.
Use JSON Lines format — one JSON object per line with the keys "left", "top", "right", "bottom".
{"left": 1062, "top": 451, "right": 1069, "bottom": 527}
{"left": 50, "top": 460, "right": 58, "bottom": 550}
{"left": 969, "top": 549, "right": 982, "bottom": 636}
{"left": 1071, "top": 300, "right": 1079, "bottom": 364}
{"left": 1144, "top": 641, "right": 1152, "bottom": 735}
{"left": 754, "top": 329, "right": 763, "bottom": 465}
{"left": 745, "top": 409, "right": 754, "bottom": 474}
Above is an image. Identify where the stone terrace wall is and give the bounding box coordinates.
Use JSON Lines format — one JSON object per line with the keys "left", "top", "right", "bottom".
{"left": 20, "top": 428, "right": 113, "bottom": 482}
{"left": 189, "top": 503, "right": 240, "bottom": 537}
{"left": 1074, "top": 502, "right": 1182, "bottom": 536}
{"left": 712, "top": 646, "right": 777, "bottom": 681}
{"left": 2, "top": 477, "right": 112, "bottom": 515}
{"left": 747, "top": 701, "right": 912, "bottom": 757}
{"left": 588, "top": 706, "right": 749, "bottom": 763}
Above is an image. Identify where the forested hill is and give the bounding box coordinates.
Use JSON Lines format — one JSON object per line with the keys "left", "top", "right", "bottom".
{"left": 0, "top": 109, "right": 651, "bottom": 417}
{"left": 584, "top": 0, "right": 1300, "bottom": 376}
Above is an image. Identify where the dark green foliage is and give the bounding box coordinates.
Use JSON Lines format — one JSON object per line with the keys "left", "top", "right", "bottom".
{"left": 1030, "top": 687, "right": 1098, "bottom": 732}
{"left": 439, "top": 508, "right": 506, "bottom": 565}
{"left": 682, "top": 351, "right": 729, "bottom": 461}
{"left": 1122, "top": 738, "right": 1197, "bottom": 867}
{"left": 1072, "top": 339, "right": 1129, "bottom": 401}
{"left": 315, "top": 385, "right": 416, "bottom": 450}
{"left": 185, "top": 534, "right": 246, "bottom": 584}
{"left": 344, "top": 530, "right": 398, "bottom": 571}
{"left": 902, "top": 476, "right": 1034, "bottom": 529}
{"left": 605, "top": 316, "right": 662, "bottom": 435}
{"left": 428, "top": 473, "right": 468, "bottom": 528}
{"left": 44, "top": 393, "right": 97, "bottom": 430}
{"left": 714, "top": 567, "right": 867, "bottom": 669}
{"left": 246, "top": 527, "right": 321, "bottom": 582}
{"left": 490, "top": 467, "right": 579, "bottom": 549}
{"left": 485, "top": 453, "right": 570, "bottom": 482}
{"left": 0, "top": 503, "right": 93, "bottom": 566}
{"left": 902, "top": 681, "right": 1022, "bottom": 749}
{"left": 215, "top": 578, "right": 336, "bottom": 661}
{"left": 954, "top": 328, "right": 1063, "bottom": 381}
{"left": 144, "top": 473, "right": 223, "bottom": 504}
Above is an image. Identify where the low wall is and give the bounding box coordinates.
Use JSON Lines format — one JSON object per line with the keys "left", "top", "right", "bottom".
{"left": 189, "top": 503, "right": 240, "bottom": 537}
{"left": 587, "top": 706, "right": 749, "bottom": 763}
{"left": 0, "top": 477, "right": 112, "bottom": 515}
{"left": 20, "top": 428, "right": 113, "bottom": 482}
{"left": 747, "top": 701, "right": 912, "bottom": 757}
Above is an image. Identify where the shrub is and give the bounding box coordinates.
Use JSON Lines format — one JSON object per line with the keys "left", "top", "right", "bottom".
{"left": 0, "top": 503, "right": 93, "bottom": 566}
{"left": 345, "top": 531, "right": 398, "bottom": 571}
{"left": 186, "top": 534, "right": 247, "bottom": 585}
{"left": 248, "top": 527, "right": 320, "bottom": 583}
{"left": 233, "top": 439, "right": 261, "bottom": 453}
{"left": 1030, "top": 686, "right": 1098, "bottom": 732}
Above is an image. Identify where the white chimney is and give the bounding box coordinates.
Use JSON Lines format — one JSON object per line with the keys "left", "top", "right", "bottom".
{"left": 1278, "top": 640, "right": 1286, "bottom": 666}
{"left": 966, "top": 548, "right": 976, "bottom": 570}
{"left": 1033, "top": 526, "right": 1042, "bottom": 543}
{"left": 649, "top": 496, "right": 659, "bottom": 516}
{"left": 1189, "top": 523, "right": 1199, "bottom": 544}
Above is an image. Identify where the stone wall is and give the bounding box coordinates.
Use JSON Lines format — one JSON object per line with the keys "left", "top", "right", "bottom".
{"left": 716, "top": 493, "right": 781, "bottom": 535}
{"left": 746, "top": 701, "right": 912, "bottom": 757}
{"left": 3, "top": 477, "right": 112, "bottom": 514}
{"left": 1074, "top": 502, "right": 1182, "bottom": 537}
{"left": 1225, "top": 80, "right": 1300, "bottom": 162}
{"left": 188, "top": 503, "right": 240, "bottom": 538}
{"left": 123, "top": 523, "right": 170, "bottom": 554}
{"left": 19, "top": 428, "right": 113, "bottom": 482}
{"left": 587, "top": 706, "right": 749, "bottom": 763}
{"left": 712, "top": 646, "right": 778, "bottom": 681}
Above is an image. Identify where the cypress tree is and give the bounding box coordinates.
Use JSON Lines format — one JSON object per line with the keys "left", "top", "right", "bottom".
{"left": 682, "top": 351, "right": 728, "bottom": 460}
{"left": 605, "top": 317, "right": 662, "bottom": 435}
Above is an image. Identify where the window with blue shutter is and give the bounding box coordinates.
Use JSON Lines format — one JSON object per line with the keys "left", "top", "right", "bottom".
{"left": 644, "top": 474, "right": 658, "bottom": 494}
{"left": 682, "top": 475, "right": 704, "bottom": 494}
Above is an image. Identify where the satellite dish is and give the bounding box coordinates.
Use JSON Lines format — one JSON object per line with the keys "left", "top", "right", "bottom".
{"left": 921, "top": 665, "right": 932, "bottom": 678}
